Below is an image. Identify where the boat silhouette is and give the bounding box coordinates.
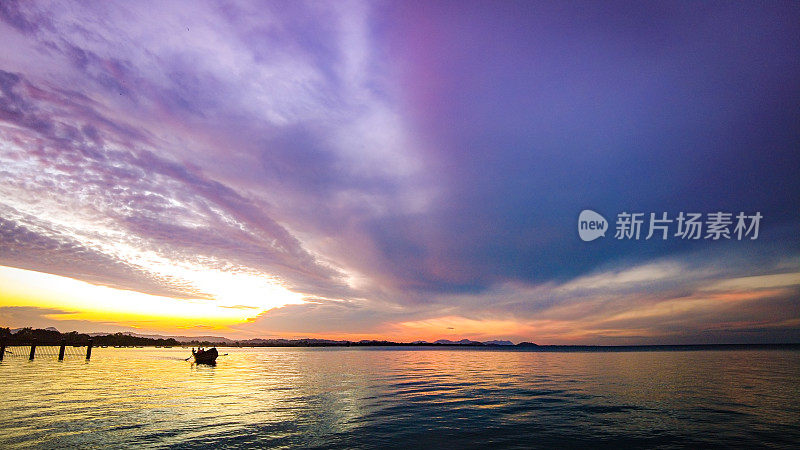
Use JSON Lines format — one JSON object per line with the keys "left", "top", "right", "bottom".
{"left": 192, "top": 347, "right": 218, "bottom": 364}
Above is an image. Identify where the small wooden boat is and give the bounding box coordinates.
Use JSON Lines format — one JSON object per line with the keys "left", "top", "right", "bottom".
{"left": 192, "top": 347, "right": 218, "bottom": 364}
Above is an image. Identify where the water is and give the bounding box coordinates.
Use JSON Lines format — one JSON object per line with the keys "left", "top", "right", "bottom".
{"left": 1, "top": 347, "right": 799, "bottom": 448}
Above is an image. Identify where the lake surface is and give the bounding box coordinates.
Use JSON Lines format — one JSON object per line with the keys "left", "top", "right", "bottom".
{"left": 1, "top": 346, "right": 799, "bottom": 448}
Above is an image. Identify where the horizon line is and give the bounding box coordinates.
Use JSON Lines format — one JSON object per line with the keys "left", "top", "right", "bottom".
{"left": 4, "top": 326, "right": 800, "bottom": 348}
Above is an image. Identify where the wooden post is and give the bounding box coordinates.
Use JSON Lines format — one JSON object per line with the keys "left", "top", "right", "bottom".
{"left": 0, "top": 342, "right": 5, "bottom": 361}
{"left": 29, "top": 344, "right": 36, "bottom": 360}
{"left": 86, "top": 339, "right": 93, "bottom": 360}
{"left": 58, "top": 340, "right": 66, "bottom": 361}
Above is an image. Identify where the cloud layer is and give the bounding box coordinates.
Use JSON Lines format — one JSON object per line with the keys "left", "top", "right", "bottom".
{"left": 1, "top": 1, "right": 798, "bottom": 342}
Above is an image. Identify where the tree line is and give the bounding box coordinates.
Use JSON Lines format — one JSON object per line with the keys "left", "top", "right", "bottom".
{"left": 0, "top": 328, "right": 181, "bottom": 347}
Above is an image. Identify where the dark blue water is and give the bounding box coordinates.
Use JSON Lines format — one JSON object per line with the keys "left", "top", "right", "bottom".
{"left": 1, "top": 346, "right": 798, "bottom": 448}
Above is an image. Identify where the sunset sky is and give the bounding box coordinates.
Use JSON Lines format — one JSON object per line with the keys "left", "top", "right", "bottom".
{"left": 0, "top": 1, "right": 798, "bottom": 344}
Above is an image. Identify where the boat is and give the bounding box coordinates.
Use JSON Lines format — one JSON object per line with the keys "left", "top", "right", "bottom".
{"left": 192, "top": 347, "right": 218, "bottom": 364}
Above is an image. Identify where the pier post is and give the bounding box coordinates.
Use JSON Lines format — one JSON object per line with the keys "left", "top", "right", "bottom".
{"left": 86, "top": 339, "right": 93, "bottom": 360}
{"left": 0, "top": 342, "right": 5, "bottom": 361}
{"left": 29, "top": 344, "right": 36, "bottom": 360}
{"left": 58, "top": 340, "right": 66, "bottom": 361}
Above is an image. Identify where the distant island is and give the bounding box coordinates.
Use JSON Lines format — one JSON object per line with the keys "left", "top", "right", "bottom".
{"left": 4, "top": 328, "right": 797, "bottom": 350}
{"left": 0, "top": 327, "right": 538, "bottom": 348}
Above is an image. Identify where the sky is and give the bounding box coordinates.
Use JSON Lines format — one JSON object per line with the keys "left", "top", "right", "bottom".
{"left": 0, "top": 0, "right": 798, "bottom": 344}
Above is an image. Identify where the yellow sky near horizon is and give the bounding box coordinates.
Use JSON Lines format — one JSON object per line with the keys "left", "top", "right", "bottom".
{"left": 2, "top": 264, "right": 799, "bottom": 343}
{"left": 0, "top": 265, "right": 278, "bottom": 332}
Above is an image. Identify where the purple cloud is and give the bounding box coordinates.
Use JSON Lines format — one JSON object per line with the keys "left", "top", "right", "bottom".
{"left": 0, "top": 1, "right": 797, "bottom": 342}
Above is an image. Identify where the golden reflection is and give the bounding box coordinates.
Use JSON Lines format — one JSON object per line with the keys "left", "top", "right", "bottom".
{"left": 1, "top": 347, "right": 799, "bottom": 447}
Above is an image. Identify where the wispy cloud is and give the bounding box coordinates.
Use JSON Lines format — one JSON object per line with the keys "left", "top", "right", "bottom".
{"left": 0, "top": 1, "right": 797, "bottom": 342}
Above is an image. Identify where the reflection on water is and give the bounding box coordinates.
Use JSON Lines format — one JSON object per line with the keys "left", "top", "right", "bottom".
{"left": 1, "top": 347, "right": 799, "bottom": 448}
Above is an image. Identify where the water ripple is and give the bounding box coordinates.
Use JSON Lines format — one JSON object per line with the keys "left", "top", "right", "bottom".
{"left": 0, "top": 347, "right": 798, "bottom": 448}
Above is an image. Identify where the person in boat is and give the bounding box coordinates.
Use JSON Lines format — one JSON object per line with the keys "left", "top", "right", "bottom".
{"left": 191, "top": 346, "right": 218, "bottom": 364}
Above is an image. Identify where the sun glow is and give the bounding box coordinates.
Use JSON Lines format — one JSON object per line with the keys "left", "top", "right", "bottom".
{"left": 0, "top": 265, "right": 304, "bottom": 332}
{"left": 395, "top": 315, "right": 535, "bottom": 341}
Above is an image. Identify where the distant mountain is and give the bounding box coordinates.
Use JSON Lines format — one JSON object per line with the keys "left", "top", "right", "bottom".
{"left": 87, "top": 332, "right": 234, "bottom": 343}
{"left": 431, "top": 339, "right": 518, "bottom": 346}
{"left": 18, "top": 327, "right": 532, "bottom": 346}
{"left": 484, "top": 340, "right": 514, "bottom": 346}
{"left": 239, "top": 338, "right": 349, "bottom": 346}
{"left": 240, "top": 338, "right": 289, "bottom": 345}
{"left": 10, "top": 326, "right": 59, "bottom": 333}
{"left": 434, "top": 339, "right": 484, "bottom": 345}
